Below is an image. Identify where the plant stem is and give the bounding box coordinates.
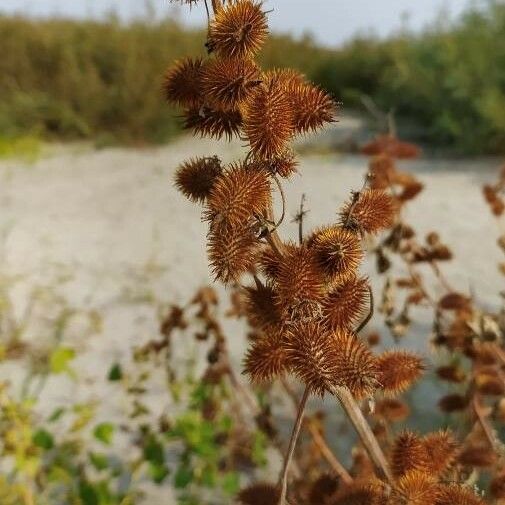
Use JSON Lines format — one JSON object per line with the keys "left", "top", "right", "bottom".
{"left": 332, "top": 385, "right": 393, "bottom": 484}
{"left": 278, "top": 385, "right": 310, "bottom": 505}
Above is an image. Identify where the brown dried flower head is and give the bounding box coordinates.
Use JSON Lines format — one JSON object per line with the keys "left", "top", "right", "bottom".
{"left": 209, "top": 0, "right": 268, "bottom": 59}
{"left": 329, "top": 480, "right": 387, "bottom": 505}
{"left": 421, "top": 430, "right": 459, "bottom": 476}
{"left": 490, "top": 471, "right": 505, "bottom": 499}
{"left": 242, "top": 76, "right": 294, "bottom": 159}
{"left": 283, "top": 322, "right": 340, "bottom": 396}
{"left": 243, "top": 332, "right": 287, "bottom": 383}
{"left": 340, "top": 189, "right": 397, "bottom": 235}
{"left": 184, "top": 105, "right": 242, "bottom": 140}
{"left": 436, "top": 484, "right": 486, "bottom": 505}
{"left": 202, "top": 56, "right": 261, "bottom": 109}
{"left": 261, "top": 149, "right": 299, "bottom": 178}
{"left": 438, "top": 393, "right": 468, "bottom": 413}
{"left": 361, "top": 134, "right": 421, "bottom": 160}
{"left": 207, "top": 225, "right": 258, "bottom": 283}
{"left": 163, "top": 57, "right": 204, "bottom": 107}
{"left": 174, "top": 156, "right": 222, "bottom": 203}
{"left": 275, "top": 245, "right": 324, "bottom": 321}
{"left": 391, "top": 431, "right": 430, "bottom": 477}
{"left": 390, "top": 470, "right": 440, "bottom": 505}
{"left": 237, "top": 482, "right": 279, "bottom": 505}
{"left": 244, "top": 282, "right": 280, "bottom": 330}
{"left": 376, "top": 350, "right": 425, "bottom": 396}
{"left": 206, "top": 163, "right": 271, "bottom": 229}
{"left": 459, "top": 445, "right": 497, "bottom": 468}
{"left": 323, "top": 276, "right": 369, "bottom": 330}
{"left": 374, "top": 398, "right": 410, "bottom": 422}
{"left": 309, "top": 226, "right": 363, "bottom": 283}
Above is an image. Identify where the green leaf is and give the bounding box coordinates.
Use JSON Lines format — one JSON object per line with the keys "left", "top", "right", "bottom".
{"left": 32, "top": 429, "right": 54, "bottom": 450}
{"left": 143, "top": 436, "right": 164, "bottom": 466}
{"left": 50, "top": 347, "right": 75, "bottom": 375}
{"left": 89, "top": 452, "right": 109, "bottom": 471}
{"left": 174, "top": 464, "right": 193, "bottom": 489}
{"left": 93, "top": 423, "right": 115, "bottom": 445}
{"left": 221, "top": 471, "right": 240, "bottom": 495}
{"left": 107, "top": 363, "right": 122, "bottom": 381}
{"left": 79, "top": 481, "right": 99, "bottom": 505}
{"left": 148, "top": 462, "right": 169, "bottom": 484}
{"left": 48, "top": 407, "right": 65, "bottom": 422}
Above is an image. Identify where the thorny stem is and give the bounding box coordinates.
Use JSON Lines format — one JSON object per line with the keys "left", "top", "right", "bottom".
{"left": 306, "top": 421, "right": 353, "bottom": 485}
{"left": 355, "top": 285, "right": 374, "bottom": 334}
{"left": 332, "top": 385, "right": 393, "bottom": 484}
{"left": 278, "top": 386, "right": 310, "bottom": 505}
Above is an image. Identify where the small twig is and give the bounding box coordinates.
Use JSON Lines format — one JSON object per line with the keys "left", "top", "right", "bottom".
{"left": 331, "top": 385, "right": 393, "bottom": 484}
{"left": 278, "top": 386, "right": 310, "bottom": 505}
{"left": 271, "top": 174, "right": 287, "bottom": 231}
{"left": 355, "top": 285, "right": 374, "bottom": 334}
{"left": 306, "top": 421, "right": 353, "bottom": 485}
{"left": 292, "top": 193, "right": 308, "bottom": 245}
{"left": 203, "top": 0, "right": 211, "bottom": 24}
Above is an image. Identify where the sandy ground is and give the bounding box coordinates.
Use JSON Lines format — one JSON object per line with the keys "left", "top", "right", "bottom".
{"left": 0, "top": 133, "right": 503, "bottom": 501}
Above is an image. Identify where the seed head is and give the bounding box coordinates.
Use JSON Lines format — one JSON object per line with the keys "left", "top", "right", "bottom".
{"left": 436, "top": 485, "right": 486, "bottom": 505}
{"left": 163, "top": 57, "right": 205, "bottom": 108}
{"left": 237, "top": 482, "right": 279, "bottom": 505}
{"left": 242, "top": 76, "right": 294, "bottom": 159}
{"left": 333, "top": 330, "right": 378, "bottom": 399}
{"left": 374, "top": 398, "right": 410, "bottom": 422}
{"left": 376, "top": 350, "right": 424, "bottom": 396}
{"left": 283, "top": 322, "right": 340, "bottom": 396}
{"left": 243, "top": 332, "right": 287, "bottom": 383}
{"left": 340, "top": 189, "right": 397, "bottom": 235}
{"left": 309, "top": 226, "right": 363, "bottom": 283}
{"left": 391, "top": 431, "right": 430, "bottom": 477}
{"left": 206, "top": 163, "right": 271, "bottom": 229}
{"left": 184, "top": 105, "right": 242, "bottom": 140}
{"left": 323, "top": 276, "right": 369, "bottom": 330}
{"left": 390, "top": 470, "right": 440, "bottom": 505}
{"left": 202, "top": 57, "right": 261, "bottom": 109}
{"left": 421, "top": 430, "right": 459, "bottom": 476}
{"left": 174, "top": 156, "right": 222, "bottom": 203}
{"left": 209, "top": 0, "right": 268, "bottom": 59}
{"left": 244, "top": 282, "right": 280, "bottom": 330}
{"left": 207, "top": 225, "right": 258, "bottom": 283}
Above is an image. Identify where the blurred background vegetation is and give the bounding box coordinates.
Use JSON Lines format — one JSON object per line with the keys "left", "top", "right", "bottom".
{"left": 0, "top": 1, "right": 503, "bottom": 154}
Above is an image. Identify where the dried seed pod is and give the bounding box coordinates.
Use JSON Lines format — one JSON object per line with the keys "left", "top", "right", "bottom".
{"left": 475, "top": 372, "right": 505, "bottom": 396}
{"left": 174, "top": 156, "right": 222, "bottom": 203}
{"left": 459, "top": 445, "right": 497, "bottom": 468}
{"left": 340, "top": 189, "right": 397, "bottom": 235}
{"left": 308, "top": 474, "right": 338, "bottom": 505}
{"left": 243, "top": 332, "right": 287, "bottom": 383}
{"left": 244, "top": 282, "right": 280, "bottom": 329}
{"left": 309, "top": 226, "right": 363, "bottom": 283}
{"left": 438, "top": 293, "right": 471, "bottom": 311}
{"left": 436, "top": 484, "right": 486, "bottom": 505}
{"left": 163, "top": 57, "right": 205, "bottom": 107}
{"left": 243, "top": 77, "right": 294, "bottom": 159}
{"left": 362, "top": 135, "right": 421, "bottom": 160}
{"left": 206, "top": 163, "right": 271, "bottom": 229}
{"left": 184, "top": 105, "right": 242, "bottom": 140}
{"left": 333, "top": 330, "right": 379, "bottom": 399}
{"left": 421, "top": 430, "right": 459, "bottom": 476}
{"left": 202, "top": 57, "right": 261, "bottom": 109}
{"left": 237, "top": 482, "right": 279, "bottom": 505}
{"left": 391, "top": 431, "right": 430, "bottom": 477}
{"left": 438, "top": 393, "right": 468, "bottom": 413}
{"left": 376, "top": 351, "right": 424, "bottom": 396}
{"left": 283, "top": 322, "right": 340, "bottom": 396}
{"left": 323, "top": 276, "right": 369, "bottom": 330}
{"left": 289, "top": 83, "right": 337, "bottom": 134}
{"left": 398, "top": 181, "right": 424, "bottom": 202}
{"left": 262, "top": 149, "right": 299, "bottom": 178}
{"left": 207, "top": 225, "right": 258, "bottom": 283}
{"left": 329, "top": 480, "right": 387, "bottom": 505}
{"left": 374, "top": 398, "right": 410, "bottom": 422}
{"left": 390, "top": 470, "right": 440, "bottom": 505}
{"left": 436, "top": 364, "right": 466, "bottom": 384}
{"left": 209, "top": 0, "right": 268, "bottom": 59}
{"left": 258, "top": 245, "right": 283, "bottom": 281}
{"left": 275, "top": 245, "right": 324, "bottom": 321}
{"left": 490, "top": 471, "right": 505, "bottom": 499}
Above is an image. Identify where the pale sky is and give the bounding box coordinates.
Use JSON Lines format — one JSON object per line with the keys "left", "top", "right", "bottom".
{"left": 1, "top": 0, "right": 476, "bottom": 46}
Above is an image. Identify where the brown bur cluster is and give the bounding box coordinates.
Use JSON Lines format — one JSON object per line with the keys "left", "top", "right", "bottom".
{"left": 166, "top": 1, "right": 502, "bottom": 504}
